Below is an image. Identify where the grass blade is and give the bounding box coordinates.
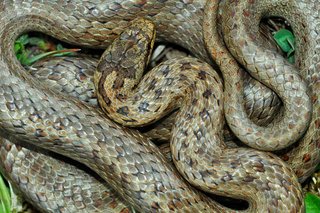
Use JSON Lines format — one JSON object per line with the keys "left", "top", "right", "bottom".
{"left": 0, "top": 174, "right": 11, "bottom": 213}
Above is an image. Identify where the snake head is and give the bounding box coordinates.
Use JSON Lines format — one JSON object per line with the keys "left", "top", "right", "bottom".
{"left": 94, "top": 18, "right": 156, "bottom": 123}
{"left": 95, "top": 18, "right": 156, "bottom": 87}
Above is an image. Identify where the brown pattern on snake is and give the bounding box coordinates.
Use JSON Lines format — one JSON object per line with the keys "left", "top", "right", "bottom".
{"left": 0, "top": 51, "right": 299, "bottom": 212}
{"left": 26, "top": 54, "right": 282, "bottom": 142}
{"left": 94, "top": 18, "right": 303, "bottom": 212}
{"left": 0, "top": 0, "right": 318, "bottom": 211}
{"left": 0, "top": 13, "right": 302, "bottom": 212}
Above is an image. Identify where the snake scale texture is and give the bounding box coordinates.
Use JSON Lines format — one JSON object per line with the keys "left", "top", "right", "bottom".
{"left": 0, "top": 0, "right": 319, "bottom": 212}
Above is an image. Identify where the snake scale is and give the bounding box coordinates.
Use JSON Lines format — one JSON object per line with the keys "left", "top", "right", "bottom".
{"left": 0, "top": 0, "right": 319, "bottom": 212}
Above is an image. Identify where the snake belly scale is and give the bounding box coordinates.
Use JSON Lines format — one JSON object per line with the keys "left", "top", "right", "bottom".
{"left": 0, "top": 0, "right": 319, "bottom": 212}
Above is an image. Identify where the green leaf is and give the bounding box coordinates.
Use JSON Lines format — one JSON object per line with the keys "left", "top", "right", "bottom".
{"left": 305, "top": 193, "right": 320, "bottom": 213}
{"left": 9, "top": 181, "right": 24, "bottom": 213}
{"left": 28, "top": 37, "right": 48, "bottom": 50}
{"left": 15, "top": 34, "right": 29, "bottom": 46}
{"left": 56, "top": 43, "right": 64, "bottom": 51}
{"left": 0, "top": 174, "right": 11, "bottom": 213}
{"left": 273, "top": 29, "right": 295, "bottom": 63}
{"left": 19, "top": 50, "right": 32, "bottom": 66}
{"left": 288, "top": 55, "right": 295, "bottom": 64}
{"left": 273, "top": 29, "right": 295, "bottom": 52}
{"left": 14, "top": 43, "right": 23, "bottom": 53}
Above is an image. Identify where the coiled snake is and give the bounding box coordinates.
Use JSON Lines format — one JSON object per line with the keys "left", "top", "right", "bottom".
{"left": 0, "top": 0, "right": 319, "bottom": 212}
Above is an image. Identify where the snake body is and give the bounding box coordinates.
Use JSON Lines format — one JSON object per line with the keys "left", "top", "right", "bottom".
{"left": 0, "top": 0, "right": 319, "bottom": 212}
{"left": 204, "top": 0, "right": 319, "bottom": 182}
{"left": 0, "top": 138, "right": 132, "bottom": 212}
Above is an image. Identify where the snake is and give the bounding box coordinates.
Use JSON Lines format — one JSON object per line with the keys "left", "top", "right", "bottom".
{"left": 204, "top": 0, "right": 319, "bottom": 182}
{"left": 0, "top": 0, "right": 318, "bottom": 212}
{"left": 0, "top": 25, "right": 303, "bottom": 212}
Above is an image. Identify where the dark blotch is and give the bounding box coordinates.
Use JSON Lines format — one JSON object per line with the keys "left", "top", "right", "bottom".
{"left": 98, "top": 72, "right": 112, "bottom": 106}
{"left": 303, "top": 154, "right": 311, "bottom": 163}
{"left": 154, "top": 89, "right": 162, "bottom": 99}
{"left": 116, "top": 93, "right": 127, "bottom": 101}
{"left": 97, "top": 56, "right": 112, "bottom": 73}
{"left": 192, "top": 99, "right": 198, "bottom": 105}
{"left": 202, "top": 89, "right": 212, "bottom": 99}
{"left": 179, "top": 74, "right": 188, "bottom": 81}
{"left": 165, "top": 78, "right": 174, "bottom": 86}
{"left": 315, "top": 118, "right": 320, "bottom": 128}
{"left": 243, "top": 175, "right": 255, "bottom": 182}
{"left": 221, "top": 172, "right": 233, "bottom": 182}
{"left": 148, "top": 79, "right": 157, "bottom": 90}
{"left": 253, "top": 161, "right": 265, "bottom": 172}
{"left": 199, "top": 108, "right": 210, "bottom": 121}
{"left": 151, "top": 202, "right": 161, "bottom": 210}
{"left": 185, "top": 113, "right": 193, "bottom": 120}
{"left": 281, "top": 154, "right": 289, "bottom": 161}
{"left": 198, "top": 70, "right": 207, "bottom": 80}
{"left": 180, "top": 129, "right": 188, "bottom": 137}
{"left": 167, "top": 201, "right": 175, "bottom": 211}
{"left": 120, "top": 172, "right": 131, "bottom": 183}
{"left": 161, "top": 65, "right": 170, "bottom": 77}
{"left": 113, "top": 77, "right": 124, "bottom": 89}
{"left": 193, "top": 128, "right": 203, "bottom": 140}
{"left": 103, "top": 96, "right": 112, "bottom": 106}
{"left": 213, "top": 76, "right": 219, "bottom": 83}
{"left": 138, "top": 102, "right": 150, "bottom": 112}
{"left": 181, "top": 62, "right": 192, "bottom": 70}
{"left": 6, "top": 102, "right": 16, "bottom": 111}
{"left": 117, "top": 106, "right": 130, "bottom": 116}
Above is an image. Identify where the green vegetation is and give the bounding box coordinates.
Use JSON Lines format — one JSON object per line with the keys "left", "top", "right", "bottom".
{"left": 14, "top": 34, "right": 80, "bottom": 66}
{"left": 0, "top": 174, "right": 11, "bottom": 213}
{"left": 305, "top": 193, "right": 320, "bottom": 213}
{"left": 273, "top": 28, "right": 295, "bottom": 63}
